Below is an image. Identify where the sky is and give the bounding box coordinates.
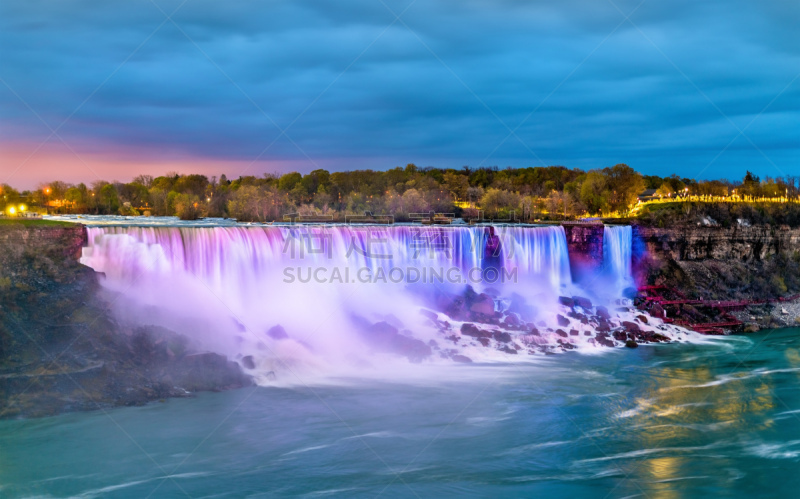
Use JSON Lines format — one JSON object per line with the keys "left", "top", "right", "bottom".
{"left": 1, "top": 0, "right": 798, "bottom": 189}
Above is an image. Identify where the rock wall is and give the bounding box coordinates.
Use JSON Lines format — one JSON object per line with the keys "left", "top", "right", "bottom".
{"left": 0, "top": 224, "right": 87, "bottom": 262}
{"left": 632, "top": 222, "right": 800, "bottom": 331}
{"left": 633, "top": 225, "right": 800, "bottom": 262}
{"left": 562, "top": 224, "right": 604, "bottom": 278}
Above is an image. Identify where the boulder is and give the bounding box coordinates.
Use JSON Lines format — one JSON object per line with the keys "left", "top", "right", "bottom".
{"left": 470, "top": 293, "right": 495, "bottom": 316}
{"left": 625, "top": 340, "right": 639, "bottom": 348}
{"left": 555, "top": 329, "right": 568, "bottom": 338}
{"left": 595, "top": 306, "right": 611, "bottom": 320}
{"left": 622, "top": 321, "right": 640, "bottom": 333}
{"left": 556, "top": 314, "right": 570, "bottom": 327}
{"left": 558, "top": 296, "right": 575, "bottom": 308}
{"left": 461, "top": 323, "right": 491, "bottom": 338}
{"left": 572, "top": 296, "right": 592, "bottom": 310}
{"left": 267, "top": 325, "right": 289, "bottom": 340}
{"left": 502, "top": 313, "right": 521, "bottom": 327}
{"left": 569, "top": 329, "right": 579, "bottom": 336}
{"left": 241, "top": 355, "right": 256, "bottom": 370}
{"left": 595, "top": 335, "right": 615, "bottom": 347}
{"left": 636, "top": 315, "right": 649, "bottom": 324}
{"left": 492, "top": 331, "right": 512, "bottom": 343}
{"left": 650, "top": 303, "right": 665, "bottom": 318}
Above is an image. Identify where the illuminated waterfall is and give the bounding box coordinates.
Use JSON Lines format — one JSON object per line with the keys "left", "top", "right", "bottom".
{"left": 77, "top": 223, "right": 659, "bottom": 378}
{"left": 603, "top": 225, "right": 633, "bottom": 287}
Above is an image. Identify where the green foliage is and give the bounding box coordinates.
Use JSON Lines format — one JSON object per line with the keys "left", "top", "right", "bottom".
{"left": 17, "top": 161, "right": 800, "bottom": 223}
{"left": 173, "top": 193, "right": 202, "bottom": 220}
{"left": 98, "top": 184, "right": 120, "bottom": 214}
{"left": 0, "top": 219, "right": 73, "bottom": 227}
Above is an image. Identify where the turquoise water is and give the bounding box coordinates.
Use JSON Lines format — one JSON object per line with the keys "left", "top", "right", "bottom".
{"left": 3, "top": 329, "right": 800, "bottom": 498}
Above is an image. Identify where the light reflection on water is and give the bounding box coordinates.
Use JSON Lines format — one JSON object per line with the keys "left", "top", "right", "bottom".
{"left": 2, "top": 329, "right": 800, "bottom": 497}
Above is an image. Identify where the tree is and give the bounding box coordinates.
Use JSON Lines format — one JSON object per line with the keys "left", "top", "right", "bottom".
{"left": 400, "top": 188, "right": 428, "bottom": 214}
{"left": 579, "top": 171, "right": 608, "bottom": 214}
{"left": 173, "top": 193, "right": 202, "bottom": 220}
{"left": 0, "top": 184, "right": 21, "bottom": 212}
{"left": 65, "top": 185, "right": 89, "bottom": 212}
{"left": 744, "top": 171, "right": 760, "bottom": 184}
{"left": 173, "top": 174, "right": 209, "bottom": 197}
{"left": 602, "top": 164, "right": 645, "bottom": 213}
{"left": 480, "top": 188, "right": 520, "bottom": 217}
{"left": 443, "top": 172, "right": 469, "bottom": 201}
{"left": 278, "top": 172, "right": 303, "bottom": 192}
{"left": 132, "top": 175, "right": 154, "bottom": 188}
{"left": 98, "top": 184, "right": 121, "bottom": 214}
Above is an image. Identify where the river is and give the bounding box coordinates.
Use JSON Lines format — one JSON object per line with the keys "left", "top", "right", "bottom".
{"left": 3, "top": 328, "right": 800, "bottom": 498}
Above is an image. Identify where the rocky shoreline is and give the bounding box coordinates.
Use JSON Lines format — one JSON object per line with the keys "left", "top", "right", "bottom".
{"left": 634, "top": 222, "right": 800, "bottom": 334}
{"left": 0, "top": 222, "right": 251, "bottom": 419}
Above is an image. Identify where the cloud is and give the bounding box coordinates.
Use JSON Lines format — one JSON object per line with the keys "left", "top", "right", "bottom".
{"left": 0, "top": 0, "right": 797, "bottom": 187}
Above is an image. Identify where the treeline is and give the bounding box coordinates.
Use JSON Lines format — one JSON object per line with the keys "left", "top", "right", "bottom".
{"left": 642, "top": 170, "right": 800, "bottom": 199}
{"left": 3, "top": 165, "right": 799, "bottom": 222}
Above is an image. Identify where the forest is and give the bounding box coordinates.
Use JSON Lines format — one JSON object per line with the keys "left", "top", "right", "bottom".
{"left": 2, "top": 164, "right": 798, "bottom": 222}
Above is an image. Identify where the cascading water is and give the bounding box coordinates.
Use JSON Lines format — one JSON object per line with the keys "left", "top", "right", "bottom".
{"left": 80, "top": 222, "right": 692, "bottom": 382}
{"left": 603, "top": 225, "right": 633, "bottom": 290}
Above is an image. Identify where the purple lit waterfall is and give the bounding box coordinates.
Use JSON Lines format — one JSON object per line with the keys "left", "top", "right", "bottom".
{"left": 603, "top": 225, "right": 633, "bottom": 288}
{"left": 78, "top": 223, "right": 649, "bottom": 379}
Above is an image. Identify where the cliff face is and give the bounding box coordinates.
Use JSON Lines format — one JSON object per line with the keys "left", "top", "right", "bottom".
{"left": 633, "top": 225, "right": 800, "bottom": 262}
{"left": 0, "top": 222, "right": 250, "bottom": 419}
{"left": 562, "top": 224, "right": 604, "bottom": 278}
{"left": 0, "top": 224, "right": 87, "bottom": 262}
{"left": 632, "top": 222, "right": 800, "bottom": 331}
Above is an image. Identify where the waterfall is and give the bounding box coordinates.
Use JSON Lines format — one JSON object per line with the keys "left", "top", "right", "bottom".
{"left": 82, "top": 225, "right": 572, "bottom": 292}
{"left": 78, "top": 223, "right": 653, "bottom": 376}
{"left": 603, "top": 225, "right": 633, "bottom": 287}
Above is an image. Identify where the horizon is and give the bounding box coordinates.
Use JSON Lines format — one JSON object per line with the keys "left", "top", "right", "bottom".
{"left": 2, "top": 0, "right": 798, "bottom": 189}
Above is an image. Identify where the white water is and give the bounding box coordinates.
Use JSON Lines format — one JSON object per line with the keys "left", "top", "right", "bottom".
{"left": 79, "top": 222, "right": 695, "bottom": 383}
{"left": 603, "top": 225, "right": 633, "bottom": 289}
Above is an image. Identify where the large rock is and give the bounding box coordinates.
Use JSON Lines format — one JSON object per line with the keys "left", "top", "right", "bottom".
{"left": 461, "top": 323, "right": 492, "bottom": 338}
{"left": 267, "top": 325, "right": 289, "bottom": 340}
{"left": 572, "top": 296, "right": 592, "bottom": 309}
{"left": 558, "top": 296, "right": 575, "bottom": 308}
{"left": 364, "top": 322, "right": 432, "bottom": 363}
{"left": 470, "top": 293, "right": 495, "bottom": 316}
{"left": 492, "top": 331, "right": 512, "bottom": 343}
{"left": 595, "top": 306, "right": 611, "bottom": 320}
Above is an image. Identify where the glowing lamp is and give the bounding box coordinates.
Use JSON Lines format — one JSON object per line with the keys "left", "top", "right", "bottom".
{"left": 8, "top": 206, "right": 16, "bottom": 215}
{"left": 19, "top": 204, "right": 26, "bottom": 212}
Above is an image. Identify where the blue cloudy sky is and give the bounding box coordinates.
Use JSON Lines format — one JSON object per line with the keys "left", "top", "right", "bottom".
{"left": 1, "top": 0, "right": 798, "bottom": 187}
